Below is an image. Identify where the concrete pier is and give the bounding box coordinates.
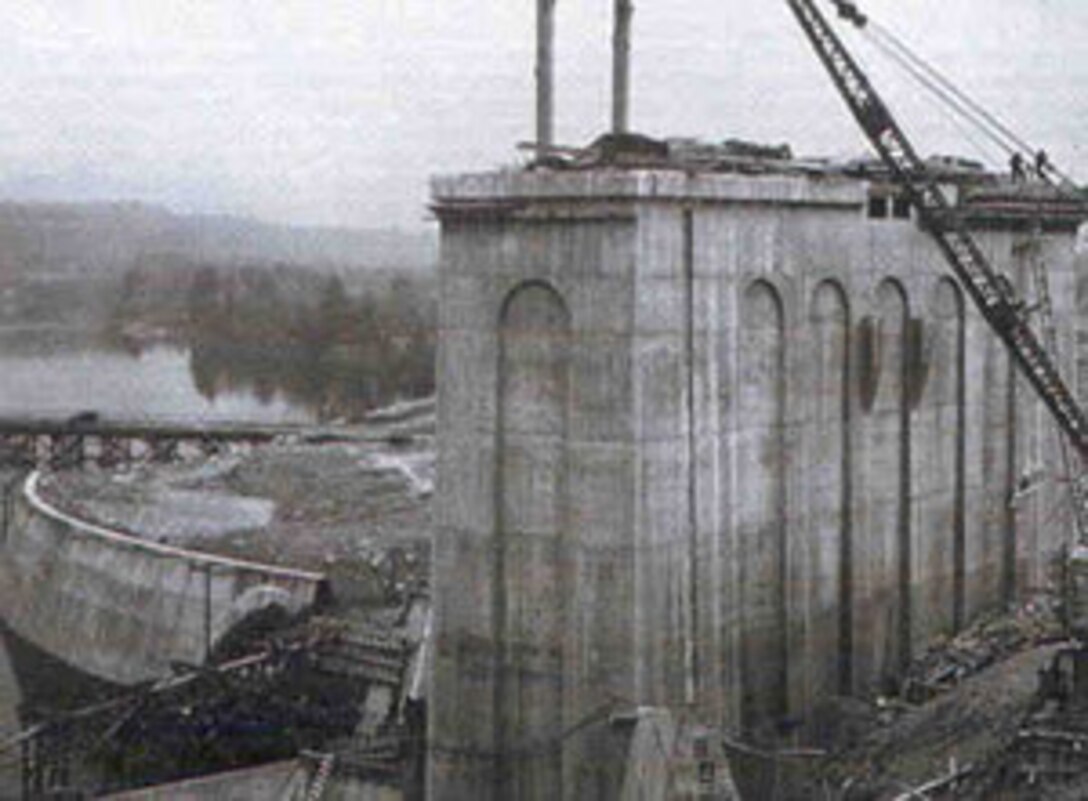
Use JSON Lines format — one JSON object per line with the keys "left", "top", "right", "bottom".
{"left": 428, "top": 163, "right": 1083, "bottom": 799}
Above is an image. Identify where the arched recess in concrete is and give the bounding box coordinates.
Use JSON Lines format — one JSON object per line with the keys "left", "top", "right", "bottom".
{"left": 809, "top": 279, "right": 853, "bottom": 698}
{"left": 863, "top": 279, "right": 912, "bottom": 686}
{"left": 737, "top": 279, "right": 787, "bottom": 738}
{"left": 495, "top": 280, "right": 572, "bottom": 800}
{"left": 923, "top": 279, "right": 967, "bottom": 635}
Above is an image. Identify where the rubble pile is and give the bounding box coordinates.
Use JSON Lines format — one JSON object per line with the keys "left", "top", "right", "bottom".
{"left": 809, "top": 596, "right": 1069, "bottom": 800}
{"left": 6, "top": 612, "right": 425, "bottom": 798}
{"left": 959, "top": 643, "right": 1088, "bottom": 799}
{"left": 900, "top": 597, "right": 1065, "bottom": 705}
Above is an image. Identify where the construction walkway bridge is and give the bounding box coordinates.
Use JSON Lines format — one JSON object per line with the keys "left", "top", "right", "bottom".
{"left": 0, "top": 415, "right": 394, "bottom": 470}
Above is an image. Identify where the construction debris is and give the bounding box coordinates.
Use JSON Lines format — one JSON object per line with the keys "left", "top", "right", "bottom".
{"left": 801, "top": 595, "right": 1069, "bottom": 800}
{"left": 3, "top": 613, "right": 425, "bottom": 798}
{"left": 899, "top": 596, "right": 1065, "bottom": 705}
{"left": 889, "top": 758, "right": 973, "bottom": 801}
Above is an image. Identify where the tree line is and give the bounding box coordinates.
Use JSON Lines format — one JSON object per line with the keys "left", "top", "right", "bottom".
{"left": 107, "top": 259, "right": 435, "bottom": 420}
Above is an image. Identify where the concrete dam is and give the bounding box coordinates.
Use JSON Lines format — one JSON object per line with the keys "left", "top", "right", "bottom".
{"left": 427, "top": 153, "right": 1086, "bottom": 799}
{"left": 0, "top": 470, "right": 325, "bottom": 686}
{"left": 0, "top": 419, "right": 434, "bottom": 797}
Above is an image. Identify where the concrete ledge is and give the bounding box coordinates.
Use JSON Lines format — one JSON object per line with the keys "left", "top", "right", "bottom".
{"left": 432, "top": 168, "right": 866, "bottom": 211}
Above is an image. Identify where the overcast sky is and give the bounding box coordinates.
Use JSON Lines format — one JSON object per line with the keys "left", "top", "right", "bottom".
{"left": 1, "top": 1, "right": 1084, "bottom": 229}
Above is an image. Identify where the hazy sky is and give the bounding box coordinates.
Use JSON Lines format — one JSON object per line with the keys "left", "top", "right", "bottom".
{"left": 1, "top": 1, "right": 1085, "bottom": 229}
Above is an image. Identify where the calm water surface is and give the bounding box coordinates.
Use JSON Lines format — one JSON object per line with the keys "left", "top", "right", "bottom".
{"left": 0, "top": 329, "right": 318, "bottom": 425}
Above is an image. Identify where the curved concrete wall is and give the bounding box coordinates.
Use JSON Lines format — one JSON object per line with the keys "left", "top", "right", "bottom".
{"left": 0, "top": 472, "right": 325, "bottom": 685}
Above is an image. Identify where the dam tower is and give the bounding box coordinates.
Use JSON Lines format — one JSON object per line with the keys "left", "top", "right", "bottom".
{"left": 427, "top": 4, "right": 1086, "bottom": 799}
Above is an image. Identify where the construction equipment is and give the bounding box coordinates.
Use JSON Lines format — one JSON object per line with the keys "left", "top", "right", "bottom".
{"left": 785, "top": 0, "right": 1088, "bottom": 539}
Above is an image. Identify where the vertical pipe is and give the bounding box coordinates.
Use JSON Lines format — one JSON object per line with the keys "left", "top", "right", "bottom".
{"left": 612, "top": 0, "right": 633, "bottom": 134}
{"left": 536, "top": 0, "right": 556, "bottom": 158}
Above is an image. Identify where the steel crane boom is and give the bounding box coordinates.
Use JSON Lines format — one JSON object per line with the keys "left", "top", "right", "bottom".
{"left": 786, "top": 0, "right": 1088, "bottom": 535}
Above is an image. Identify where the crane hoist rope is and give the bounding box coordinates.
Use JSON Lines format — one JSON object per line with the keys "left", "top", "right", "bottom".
{"left": 862, "top": 29, "right": 1020, "bottom": 159}
{"left": 786, "top": 0, "right": 1088, "bottom": 542}
{"left": 866, "top": 24, "right": 1027, "bottom": 157}
{"left": 859, "top": 30, "right": 1007, "bottom": 168}
{"left": 845, "top": 1, "right": 1088, "bottom": 530}
{"left": 829, "top": 1, "right": 1083, "bottom": 196}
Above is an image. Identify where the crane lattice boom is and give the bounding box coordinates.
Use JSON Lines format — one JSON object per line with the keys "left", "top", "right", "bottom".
{"left": 786, "top": 0, "right": 1088, "bottom": 465}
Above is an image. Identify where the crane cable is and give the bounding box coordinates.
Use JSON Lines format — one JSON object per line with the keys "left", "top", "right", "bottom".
{"left": 829, "top": 1, "right": 1083, "bottom": 194}
{"left": 826, "top": 1, "right": 1088, "bottom": 538}
{"left": 861, "top": 27, "right": 1018, "bottom": 158}
{"left": 866, "top": 22, "right": 1079, "bottom": 192}
{"left": 871, "top": 21, "right": 1081, "bottom": 193}
{"left": 862, "top": 33, "right": 1007, "bottom": 167}
{"left": 868, "top": 22, "right": 1029, "bottom": 156}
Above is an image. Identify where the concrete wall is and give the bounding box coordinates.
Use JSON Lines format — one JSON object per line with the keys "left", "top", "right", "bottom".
{"left": 0, "top": 472, "right": 325, "bottom": 685}
{"left": 429, "top": 169, "right": 1081, "bottom": 800}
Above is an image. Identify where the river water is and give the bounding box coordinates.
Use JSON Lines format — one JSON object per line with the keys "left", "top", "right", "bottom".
{"left": 0, "top": 330, "right": 318, "bottom": 425}
{"left": 0, "top": 329, "right": 322, "bottom": 792}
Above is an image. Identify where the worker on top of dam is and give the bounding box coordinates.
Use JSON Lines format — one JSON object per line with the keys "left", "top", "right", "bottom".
{"left": 1010, "top": 152, "right": 1026, "bottom": 183}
